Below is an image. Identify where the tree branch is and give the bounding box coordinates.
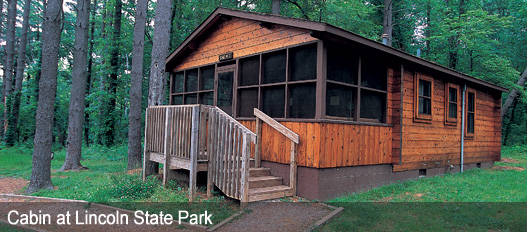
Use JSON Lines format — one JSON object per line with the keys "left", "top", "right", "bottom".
{"left": 285, "top": 0, "right": 310, "bottom": 20}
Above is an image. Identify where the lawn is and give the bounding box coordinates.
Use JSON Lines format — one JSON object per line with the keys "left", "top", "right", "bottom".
{"left": 0, "top": 144, "right": 237, "bottom": 225}
{"left": 320, "top": 146, "right": 527, "bottom": 231}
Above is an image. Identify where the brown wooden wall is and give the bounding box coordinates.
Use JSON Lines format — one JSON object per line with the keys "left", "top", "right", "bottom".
{"left": 240, "top": 121, "right": 392, "bottom": 168}
{"left": 394, "top": 70, "right": 501, "bottom": 171}
{"left": 173, "top": 17, "right": 318, "bottom": 71}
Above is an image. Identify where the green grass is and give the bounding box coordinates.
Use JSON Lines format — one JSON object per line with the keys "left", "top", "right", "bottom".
{"left": 0, "top": 222, "right": 33, "bottom": 232}
{"left": 320, "top": 145, "right": 527, "bottom": 231}
{"left": 0, "top": 145, "right": 237, "bottom": 226}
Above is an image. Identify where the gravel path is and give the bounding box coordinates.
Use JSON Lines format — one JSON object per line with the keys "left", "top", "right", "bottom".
{"left": 217, "top": 202, "right": 331, "bottom": 232}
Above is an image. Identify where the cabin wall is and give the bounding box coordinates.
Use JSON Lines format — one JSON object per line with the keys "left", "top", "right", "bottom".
{"left": 174, "top": 17, "right": 318, "bottom": 71}
{"left": 395, "top": 70, "right": 501, "bottom": 171}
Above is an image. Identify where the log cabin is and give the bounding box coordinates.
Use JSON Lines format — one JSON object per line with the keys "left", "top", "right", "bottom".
{"left": 143, "top": 7, "right": 507, "bottom": 202}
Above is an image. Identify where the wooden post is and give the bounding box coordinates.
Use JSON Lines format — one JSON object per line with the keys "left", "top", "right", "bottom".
{"left": 142, "top": 108, "right": 150, "bottom": 181}
{"left": 163, "top": 108, "right": 172, "bottom": 186}
{"left": 207, "top": 108, "right": 215, "bottom": 198}
{"left": 240, "top": 133, "right": 250, "bottom": 208}
{"left": 255, "top": 116, "right": 262, "bottom": 168}
{"left": 290, "top": 141, "right": 297, "bottom": 196}
{"left": 189, "top": 106, "right": 200, "bottom": 202}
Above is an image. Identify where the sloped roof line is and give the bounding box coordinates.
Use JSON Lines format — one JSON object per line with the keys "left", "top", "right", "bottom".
{"left": 165, "top": 7, "right": 507, "bottom": 92}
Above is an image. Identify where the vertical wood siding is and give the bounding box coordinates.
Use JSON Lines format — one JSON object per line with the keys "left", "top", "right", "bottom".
{"left": 174, "top": 17, "right": 318, "bottom": 71}
{"left": 240, "top": 121, "right": 392, "bottom": 168}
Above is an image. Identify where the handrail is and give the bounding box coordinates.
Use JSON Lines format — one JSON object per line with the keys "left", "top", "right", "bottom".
{"left": 253, "top": 108, "right": 298, "bottom": 196}
{"left": 254, "top": 108, "right": 299, "bottom": 144}
{"left": 216, "top": 106, "right": 256, "bottom": 142}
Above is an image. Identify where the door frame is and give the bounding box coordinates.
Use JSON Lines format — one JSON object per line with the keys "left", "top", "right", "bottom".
{"left": 215, "top": 64, "right": 237, "bottom": 115}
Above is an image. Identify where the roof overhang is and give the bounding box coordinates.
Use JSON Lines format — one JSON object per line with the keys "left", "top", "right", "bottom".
{"left": 166, "top": 7, "right": 508, "bottom": 93}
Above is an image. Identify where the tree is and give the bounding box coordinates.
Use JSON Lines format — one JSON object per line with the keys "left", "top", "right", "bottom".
{"left": 6, "top": 0, "right": 32, "bottom": 146}
{"left": 61, "top": 0, "right": 91, "bottom": 171}
{"left": 502, "top": 66, "right": 527, "bottom": 119}
{"left": 382, "top": 0, "right": 393, "bottom": 46}
{"left": 145, "top": 0, "right": 173, "bottom": 177}
{"left": 272, "top": 0, "right": 280, "bottom": 15}
{"left": 2, "top": 0, "right": 17, "bottom": 139}
{"left": 128, "top": 0, "right": 148, "bottom": 170}
{"left": 84, "top": 0, "right": 97, "bottom": 146}
{"left": 27, "top": 0, "right": 64, "bottom": 194}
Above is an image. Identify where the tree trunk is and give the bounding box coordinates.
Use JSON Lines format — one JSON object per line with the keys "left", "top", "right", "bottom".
{"left": 425, "top": 1, "right": 431, "bottom": 59}
{"left": 61, "top": 0, "right": 90, "bottom": 171}
{"left": 503, "top": 98, "right": 518, "bottom": 146}
{"left": 272, "top": 0, "right": 280, "bottom": 15}
{"left": 27, "top": 0, "right": 63, "bottom": 194}
{"left": 382, "top": 0, "right": 393, "bottom": 46}
{"left": 2, "top": 0, "right": 17, "bottom": 139}
{"left": 502, "top": 66, "right": 527, "bottom": 119}
{"left": 145, "top": 0, "right": 172, "bottom": 176}
{"left": 102, "top": 0, "right": 122, "bottom": 146}
{"left": 84, "top": 0, "right": 97, "bottom": 146}
{"left": 5, "top": 0, "right": 32, "bottom": 146}
{"left": 127, "top": 0, "right": 148, "bottom": 170}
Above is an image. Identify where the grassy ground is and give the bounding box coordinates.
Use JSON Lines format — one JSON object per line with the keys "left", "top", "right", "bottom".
{"left": 0, "top": 145, "right": 237, "bottom": 225}
{"left": 320, "top": 146, "right": 527, "bottom": 231}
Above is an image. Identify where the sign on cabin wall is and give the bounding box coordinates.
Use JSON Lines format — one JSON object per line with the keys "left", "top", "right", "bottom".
{"left": 219, "top": 52, "right": 233, "bottom": 61}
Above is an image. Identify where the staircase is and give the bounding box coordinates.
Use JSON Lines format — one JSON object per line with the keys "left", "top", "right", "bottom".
{"left": 248, "top": 167, "right": 294, "bottom": 202}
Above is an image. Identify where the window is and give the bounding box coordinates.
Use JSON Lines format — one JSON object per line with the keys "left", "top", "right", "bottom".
{"left": 237, "top": 43, "right": 317, "bottom": 119}
{"left": 325, "top": 47, "right": 387, "bottom": 123}
{"left": 414, "top": 74, "right": 433, "bottom": 121}
{"left": 445, "top": 84, "right": 458, "bottom": 125}
{"left": 170, "top": 65, "right": 215, "bottom": 105}
{"left": 466, "top": 90, "right": 475, "bottom": 136}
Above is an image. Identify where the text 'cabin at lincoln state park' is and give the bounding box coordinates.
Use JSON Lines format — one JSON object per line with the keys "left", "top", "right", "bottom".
{"left": 142, "top": 7, "right": 507, "bottom": 203}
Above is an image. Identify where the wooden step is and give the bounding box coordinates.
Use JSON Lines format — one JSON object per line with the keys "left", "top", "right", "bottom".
{"left": 249, "top": 176, "right": 282, "bottom": 189}
{"left": 249, "top": 167, "right": 271, "bottom": 177}
{"left": 249, "top": 185, "right": 293, "bottom": 202}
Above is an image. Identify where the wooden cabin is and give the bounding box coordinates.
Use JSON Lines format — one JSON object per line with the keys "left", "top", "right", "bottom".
{"left": 144, "top": 8, "right": 507, "bottom": 202}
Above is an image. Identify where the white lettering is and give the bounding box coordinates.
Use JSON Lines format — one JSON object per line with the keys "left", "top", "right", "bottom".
{"left": 8, "top": 210, "right": 18, "bottom": 225}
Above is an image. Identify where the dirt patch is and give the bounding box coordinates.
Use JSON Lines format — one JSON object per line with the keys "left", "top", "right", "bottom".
{"left": 378, "top": 192, "right": 424, "bottom": 202}
{"left": 378, "top": 196, "right": 395, "bottom": 202}
{"left": 52, "top": 176, "right": 68, "bottom": 179}
{"left": 501, "top": 158, "right": 520, "bottom": 164}
{"left": 492, "top": 166, "right": 525, "bottom": 171}
{"left": 217, "top": 202, "right": 331, "bottom": 232}
{"left": 0, "top": 178, "right": 28, "bottom": 194}
{"left": 127, "top": 169, "right": 142, "bottom": 175}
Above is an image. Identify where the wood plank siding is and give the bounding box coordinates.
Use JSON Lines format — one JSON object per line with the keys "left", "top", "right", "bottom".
{"left": 240, "top": 121, "right": 392, "bottom": 168}
{"left": 173, "top": 17, "right": 317, "bottom": 71}
{"left": 393, "top": 70, "right": 502, "bottom": 171}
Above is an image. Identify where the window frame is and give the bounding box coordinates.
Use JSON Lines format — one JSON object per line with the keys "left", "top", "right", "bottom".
{"left": 169, "top": 64, "right": 216, "bottom": 106}
{"left": 414, "top": 73, "right": 433, "bottom": 122}
{"left": 445, "top": 83, "right": 459, "bottom": 125}
{"left": 465, "top": 88, "right": 476, "bottom": 138}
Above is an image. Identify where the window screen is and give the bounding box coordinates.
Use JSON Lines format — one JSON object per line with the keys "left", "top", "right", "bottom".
{"left": 263, "top": 50, "right": 286, "bottom": 84}
{"left": 186, "top": 69, "right": 198, "bottom": 92}
{"left": 173, "top": 72, "right": 184, "bottom": 93}
{"left": 172, "top": 95, "right": 183, "bottom": 105}
{"left": 360, "top": 90, "right": 385, "bottom": 122}
{"left": 327, "top": 47, "right": 358, "bottom": 85}
{"left": 467, "top": 92, "right": 475, "bottom": 133}
{"left": 361, "top": 57, "right": 387, "bottom": 90}
{"left": 185, "top": 94, "right": 197, "bottom": 104}
{"left": 326, "top": 83, "right": 355, "bottom": 118}
{"left": 448, "top": 87, "right": 457, "bottom": 119}
{"left": 289, "top": 84, "right": 316, "bottom": 118}
{"left": 238, "top": 88, "right": 258, "bottom": 117}
{"left": 200, "top": 66, "right": 214, "bottom": 90}
{"left": 262, "top": 86, "right": 285, "bottom": 118}
{"left": 199, "top": 92, "right": 213, "bottom": 105}
{"left": 217, "top": 72, "right": 233, "bottom": 107}
{"left": 289, "top": 44, "right": 317, "bottom": 81}
{"left": 418, "top": 79, "right": 432, "bottom": 115}
{"left": 240, "top": 56, "right": 260, "bottom": 86}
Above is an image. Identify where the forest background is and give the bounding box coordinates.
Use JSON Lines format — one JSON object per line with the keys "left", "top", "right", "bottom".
{"left": 0, "top": 0, "right": 526, "bottom": 192}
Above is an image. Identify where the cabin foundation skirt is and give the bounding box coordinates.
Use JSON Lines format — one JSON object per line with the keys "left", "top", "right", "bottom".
{"left": 261, "top": 161, "right": 494, "bottom": 200}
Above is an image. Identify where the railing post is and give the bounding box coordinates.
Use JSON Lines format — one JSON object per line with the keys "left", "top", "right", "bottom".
{"left": 290, "top": 141, "right": 297, "bottom": 196}
{"left": 189, "top": 106, "right": 200, "bottom": 202}
{"left": 163, "top": 108, "right": 173, "bottom": 186}
{"left": 142, "top": 108, "right": 150, "bottom": 181}
{"left": 255, "top": 117, "right": 262, "bottom": 168}
{"left": 240, "top": 133, "right": 250, "bottom": 208}
{"left": 207, "top": 108, "right": 215, "bottom": 198}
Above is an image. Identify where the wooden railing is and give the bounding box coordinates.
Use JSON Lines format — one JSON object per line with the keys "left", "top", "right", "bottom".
{"left": 207, "top": 107, "right": 256, "bottom": 203}
{"left": 142, "top": 104, "right": 255, "bottom": 203}
{"left": 254, "top": 108, "right": 299, "bottom": 195}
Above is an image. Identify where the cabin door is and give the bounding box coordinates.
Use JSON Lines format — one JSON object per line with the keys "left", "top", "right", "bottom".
{"left": 215, "top": 65, "right": 236, "bottom": 115}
